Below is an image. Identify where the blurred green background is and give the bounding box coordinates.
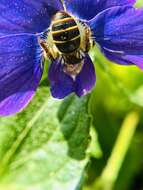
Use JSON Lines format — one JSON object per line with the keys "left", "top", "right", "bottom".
{"left": 0, "top": 1, "right": 143, "bottom": 190}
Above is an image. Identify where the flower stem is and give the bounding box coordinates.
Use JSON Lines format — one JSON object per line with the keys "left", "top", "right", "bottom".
{"left": 93, "top": 111, "right": 139, "bottom": 190}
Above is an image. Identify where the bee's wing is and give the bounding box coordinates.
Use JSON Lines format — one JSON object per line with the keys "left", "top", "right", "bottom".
{"left": 48, "top": 57, "right": 75, "bottom": 99}
{"left": 0, "top": 34, "right": 43, "bottom": 116}
{"left": 75, "top": 54, "right": 96, "bottom": 96}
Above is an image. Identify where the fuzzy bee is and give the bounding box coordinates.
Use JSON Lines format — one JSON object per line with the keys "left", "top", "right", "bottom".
{"left": 39, "top": 11, "right": 94, "bottom": 78}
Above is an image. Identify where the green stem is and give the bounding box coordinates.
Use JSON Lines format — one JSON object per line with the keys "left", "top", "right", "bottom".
{"left": 93, "top": 111, "right": 139, "bottom": 190}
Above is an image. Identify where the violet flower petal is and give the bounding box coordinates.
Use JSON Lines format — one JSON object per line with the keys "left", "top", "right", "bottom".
{"left": 65, "top": 0, "right": 135, "bottom": 20}
{"left": 0, "top": 0, "right": 63, "bottom": 36}
{"left": 88, "top": 6, "right": 143, "bottom": 68}
{"left": 48, "top": 58, "right": 75, "bottom": 99}
{"left": 0, "top": 34, "right": 43, "bottom": 116}
{"left": 75, "top": 55, "right": 96, "bottom": 96}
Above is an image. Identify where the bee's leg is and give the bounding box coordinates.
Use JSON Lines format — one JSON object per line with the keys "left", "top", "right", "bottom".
{"left": 39, "top": 39, "right": 55, "bottom": 60}
{"left": 84, "top": 27, "right": 91, "bottom": 53}
{"left": 84, "top": 26, "right": 96, "bottom": 53}
{"left": 78, "top": 19, "right": 95, "bottom": 53}
{"left": 39, "top": 39, "right": 60, "bottom": 63}
{"left": 38, "top": 27, "right": 58, "bottom": 60}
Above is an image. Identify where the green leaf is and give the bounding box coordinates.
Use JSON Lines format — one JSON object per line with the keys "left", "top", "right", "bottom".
{"left": 0, "top": 88, "right": 91, "bottom": 190}
{"left": 58, "top": 95, "right": 91, "bottom": 160}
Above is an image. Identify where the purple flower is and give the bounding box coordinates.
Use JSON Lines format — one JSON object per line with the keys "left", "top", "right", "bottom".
{"left": 0, "top": 0, "right": 142, "bottom": 116}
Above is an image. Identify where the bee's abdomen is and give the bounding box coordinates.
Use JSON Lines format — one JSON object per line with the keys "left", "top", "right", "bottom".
{"left": 51, "top": 11, "right": 80, "bottom": 54}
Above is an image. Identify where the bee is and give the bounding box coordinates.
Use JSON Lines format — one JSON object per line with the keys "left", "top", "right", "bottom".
{"left": 39, "top": 11, "right": 94, "bottom": 78}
